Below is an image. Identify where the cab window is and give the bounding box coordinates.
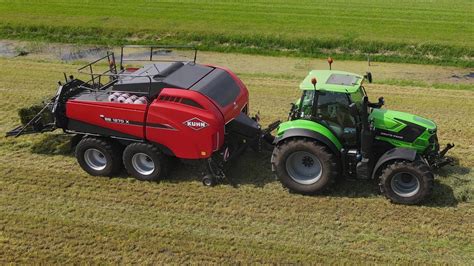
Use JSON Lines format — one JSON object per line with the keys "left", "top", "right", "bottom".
{"left": 350, "top": 87, "right": 365, "bottom": 111}
{"left": 316, "top": 91, "right": 355, "bottom": 137}
{"left": 300, "top": 90, "right": 315, "bottom": 117}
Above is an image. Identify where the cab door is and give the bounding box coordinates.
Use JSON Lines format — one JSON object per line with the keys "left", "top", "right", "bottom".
{"left": 312, "top": 91, "right": 357, "bottom": 146}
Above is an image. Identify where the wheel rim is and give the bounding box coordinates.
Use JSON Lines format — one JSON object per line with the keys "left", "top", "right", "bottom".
{"left": 391, "top": 172, "right": 420, "bottom": 198}
{"left": 203, "top": 178, "right": 213, "bottom": 186}
{"left": 131, "top": 153, "right": 155, "bottom": 176}
{"left": 84, "top": 148, "right": 107, "bottom": 171}
{"left": 285, "top": 151, "right": 322, "bottom": 185}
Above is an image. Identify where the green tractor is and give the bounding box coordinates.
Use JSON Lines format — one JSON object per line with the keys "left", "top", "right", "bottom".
{"left": 271, "top": 66, "right": 454, "bottom": 204}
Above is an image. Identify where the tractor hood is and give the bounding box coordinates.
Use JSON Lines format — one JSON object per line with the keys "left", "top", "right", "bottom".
{"left": 371, "top": 109, "right": 436, "bottom": 131}
{"left": 370, "top": 108, "right": 436, "bottom": 142}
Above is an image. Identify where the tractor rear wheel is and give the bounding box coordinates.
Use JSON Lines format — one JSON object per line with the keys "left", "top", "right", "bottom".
{"left": 379, "top": 160, "right": 434, "bottom": 205}
{"left": 123, "top": 143, "right": 169, "bottom": 181}
{"left": 272, "top": 138, "right": 339, "bottom": 194}
{"left": 76, "top": 137, "right": 122, "bottom": 176}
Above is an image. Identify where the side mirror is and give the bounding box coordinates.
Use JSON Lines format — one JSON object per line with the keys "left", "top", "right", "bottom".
{"left": 349, "top": 103, "right": 359, "bottom": 116}
{"left": 364, "top": 72, "right": 373, "bottom": 83}
{"left": 378, "top": 97, "right": 385, "bottom": 106}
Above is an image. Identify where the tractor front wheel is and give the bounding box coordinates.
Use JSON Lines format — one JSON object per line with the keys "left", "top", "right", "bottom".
{"left": 379, "top": 160, "right": 434, "bottom": 205}
{"left": 123, "top": 143, "right": 169, "bottom": 181}
{"left": 272, "top": 138, "right": 339, "bottom": 195}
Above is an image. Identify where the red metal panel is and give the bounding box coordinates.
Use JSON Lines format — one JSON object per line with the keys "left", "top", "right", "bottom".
{"left": 66, "top": 100, "right": 147, "bottom": 138}
{"left": 146, "top": 88, "right": 225, "bottom": 159}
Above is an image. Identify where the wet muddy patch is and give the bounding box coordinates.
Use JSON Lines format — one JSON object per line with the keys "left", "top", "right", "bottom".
{"left": 0, "top": 40, "right": 110, "bottom": 62}
{"left": 451, "top": 72, "right": 474, "bottom": 80}
{"left": 0, "top": 41, "right": 24, "bottom": 57}
{"left": 0, "top": 40, "right": 192, "bottom": 63}
{"left": 59, "top": 46, "right": 109, "bottom": 61}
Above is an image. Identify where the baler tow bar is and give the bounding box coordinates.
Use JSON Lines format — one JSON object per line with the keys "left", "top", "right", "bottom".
{"left": 202, "top": 119, "right": 281, "bottom": 187}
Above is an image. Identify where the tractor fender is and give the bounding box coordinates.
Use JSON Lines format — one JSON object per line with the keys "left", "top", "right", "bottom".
{"left": 273, "top": 128, "right": 340, "bottom": 156}
{"left": 371, "top": 148, "right": 417, "bottom": 179}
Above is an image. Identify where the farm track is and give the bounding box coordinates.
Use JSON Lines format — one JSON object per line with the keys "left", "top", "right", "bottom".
{"left": 0, "top": 55, "right": 473, "bottom": 263}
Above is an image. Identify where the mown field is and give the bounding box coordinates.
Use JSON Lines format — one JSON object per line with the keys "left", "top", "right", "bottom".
{"left": 0, "top": 50, "right": 473, "bottom": 263}
{"left": 0, "top": 0, "right": 473, "bottom": 66}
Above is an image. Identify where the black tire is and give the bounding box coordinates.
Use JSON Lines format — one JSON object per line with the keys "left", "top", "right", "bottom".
{"left": 271, "top": 138, "right": 339, "bottom": 195}
{"left": 123, "top": 142, "right": 169, "bottom": 181}
{"left": 75, "top": 137, "right": 122, "bottom": 176}
{"left": 379, "top": 160, "right": 434, "bottom": 205}
{"left": 202, "top": 174, "right": 216, "bottom": 187}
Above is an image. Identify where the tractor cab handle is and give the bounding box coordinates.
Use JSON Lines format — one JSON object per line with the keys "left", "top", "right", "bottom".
{"left": 378, "top": 97, "right": 385, "bottom": 106}
{"left": 368, "top": 97, "right": 384, "bottom": 109}
{"left": 349, "top": 103, "right": 359, "bottom": 116}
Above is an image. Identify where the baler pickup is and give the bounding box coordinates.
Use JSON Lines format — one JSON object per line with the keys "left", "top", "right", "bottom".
{"left": 6, "top": 98, "right": 57, "bottom": 137}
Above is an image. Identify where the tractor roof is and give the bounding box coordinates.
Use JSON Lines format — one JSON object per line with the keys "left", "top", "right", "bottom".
{"left": 300, "top": 70, "right": 363, "bottom": 93}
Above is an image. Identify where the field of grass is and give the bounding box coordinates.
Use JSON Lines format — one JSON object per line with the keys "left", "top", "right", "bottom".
{"left": 0, "top": 0, "right": 473, "bottom": 66}
{"left": 0, "top": 50, "right": 473, "bottom": 263}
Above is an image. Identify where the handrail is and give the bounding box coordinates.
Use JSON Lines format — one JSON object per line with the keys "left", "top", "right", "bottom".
{"left": 119, "top": 45, "right": 197, "bottom": 70}
{"left": 77, "top": 52, "right": 117, "bottom": 90}
{"left": 75, "top": 45, "right": 197, "bottom": 97}
{"left": 77, "top": 71, "right": 154, "bottom": 98}
{"left": 77, "top": 53, "right": 114, "bottom": 71}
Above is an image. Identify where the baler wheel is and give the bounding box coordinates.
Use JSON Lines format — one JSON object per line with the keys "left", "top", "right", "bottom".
{"left": 75, "top": 137, "right": 122, "bottom": 176}
{"left": 202, "top": 174, "right": 216, "bottom": 187}
{"left": 123, "top": 143, "right": 169, "bottom": 181}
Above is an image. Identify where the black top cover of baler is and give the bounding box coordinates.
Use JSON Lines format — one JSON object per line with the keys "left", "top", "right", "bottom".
{"left": 112, "top": 63, "right": 213, "bottom": 96}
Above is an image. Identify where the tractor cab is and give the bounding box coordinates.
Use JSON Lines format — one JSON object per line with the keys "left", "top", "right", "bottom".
{"left": 289, "top": 70, "right": 369, "bottom": 147}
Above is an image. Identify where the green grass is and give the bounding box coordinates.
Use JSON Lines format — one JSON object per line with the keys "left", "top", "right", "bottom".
{"left": 376, "top": 79, "right": 474, "bottom": 91}
{"left": 0, "top": 0, "right": 473, "bottom": 67}
{"left": 0, "top": 54, "right": 473, "bottom": 263}
{"left": 238, "top": 73, "right": 474, "bottom": 91}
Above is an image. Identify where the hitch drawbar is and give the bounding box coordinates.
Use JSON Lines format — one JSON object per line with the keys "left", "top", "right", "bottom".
{"left": 440, "top": 143, "right": 455, "bottom": 158}
{"left": 261, "top": 120, "right": 281, "bottom": 142}
{"left": 431, "top": 143, "right": 455, "bottom": 169}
